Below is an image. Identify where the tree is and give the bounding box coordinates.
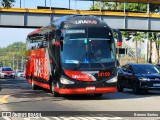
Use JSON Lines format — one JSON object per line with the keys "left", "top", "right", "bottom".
{"left": 90, "top": 2, "right": 160, "bottom": 13}
{"left": 150, "top": 33, "right": 160, "bottom": 63}
{"left": 2, "top": 0, "right": 15, "bottom": 8}
{"left": 0, "top": 42, "right": 26, "bottom": 70}
{"left": 133, "top": 32, "right": 145, "bottom": 63}
{"left": 90, "top": 2, "right": 107, "bottom": 10}
{"left": 149, "top": 4, "right": 160, "bottom": 13}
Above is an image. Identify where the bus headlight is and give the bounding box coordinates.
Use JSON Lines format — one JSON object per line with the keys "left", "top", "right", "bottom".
{"left": 60, "top": 78, "right": 75, "bottom": 84}
{"left": 106, "top": 76, "right": 117, "bottom": 83}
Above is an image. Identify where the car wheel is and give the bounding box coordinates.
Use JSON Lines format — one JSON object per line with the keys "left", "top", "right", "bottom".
{"left": 133, "top": 84, "right": 140, "bottom": 94}
{"left": 117, "top": 81, "right": 124, "bottom": 92}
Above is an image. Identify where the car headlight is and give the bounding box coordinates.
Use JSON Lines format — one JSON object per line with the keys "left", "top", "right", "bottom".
{"left": 138, "top": 77, "right": 150, "bottom": 81}
{"left": 60, "top": 78, "right": 74, "bottom": 84}
{"left": 1, "top": 73, "right": 5, "bottom": 75}
{"left": 106, "top": 76, "right": 117, "bottom": 83}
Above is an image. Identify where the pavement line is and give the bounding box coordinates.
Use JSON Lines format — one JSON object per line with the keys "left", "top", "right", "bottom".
{"left": 0, "top": 95, "right": 10, "bottom": 104}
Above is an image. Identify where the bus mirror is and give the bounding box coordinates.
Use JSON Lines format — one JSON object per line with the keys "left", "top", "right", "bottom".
{"left": 55, "top": 29, "right": 62, "bottom": 42}
{"left": 113, "top": 29, "right": 122, "bottom": 46}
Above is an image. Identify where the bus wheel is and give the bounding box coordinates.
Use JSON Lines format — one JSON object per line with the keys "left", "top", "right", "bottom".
{"left": 50, "top": 81, "right": 60, "bottom": 97}
{"left": 31, "top": 76, "right": 38, "bottom": 90}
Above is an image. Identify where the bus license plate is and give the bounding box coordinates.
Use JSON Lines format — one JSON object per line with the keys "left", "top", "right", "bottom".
{"left": 86, "top": 87, "right": 95, "bottom": 90}
{"left": 153, "top": 84, "right": 160, "bottom": 87}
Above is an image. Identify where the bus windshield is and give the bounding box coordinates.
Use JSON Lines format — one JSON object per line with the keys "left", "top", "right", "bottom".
{"left": 61, "top": 27, "right": 115, "bottom": 70}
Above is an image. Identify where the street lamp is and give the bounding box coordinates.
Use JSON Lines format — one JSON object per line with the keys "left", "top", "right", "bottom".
{"left": 12, "top": 53, "right": 15, "bottom": 69}
{"left": 20, "top": 0, "right": 21, "bottom": 8}
{"left": 45, "top": 0, "right": 46, "bottom": 7}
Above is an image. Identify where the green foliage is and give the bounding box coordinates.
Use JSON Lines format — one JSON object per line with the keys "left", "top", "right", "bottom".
{"left": 121, "top": 31, "right": 130, "bottom": 40}
{"left": 90, "top": 2, "right": 107, "bottom": 10}
{"left": 0, "top": 42, "right": 26, "bottom": 69}
{"left": 149, "top": 4, "right": 160, "bottom": 13}
{"left": 134, "top": 32, "right": 145, "bottom": 42}
{"left": 2, "top": 0, "right": 15, "bottom": 8}
{"left": 120, "top": 3, "right": 147, "bottom": 12}
{"left": 89, "top": 2, "right": 159, "bottom": 13}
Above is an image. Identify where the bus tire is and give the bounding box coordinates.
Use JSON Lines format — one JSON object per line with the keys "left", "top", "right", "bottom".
{"left": 50, "top": 79, "right": 60, "bottom": 97}
{"left": 31, "top": 76, "right": 38, "bottom": 90}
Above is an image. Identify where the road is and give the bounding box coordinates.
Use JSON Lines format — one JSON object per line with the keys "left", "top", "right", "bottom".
{"left": 0, "top": 78, "right": 160, "bottom": 120}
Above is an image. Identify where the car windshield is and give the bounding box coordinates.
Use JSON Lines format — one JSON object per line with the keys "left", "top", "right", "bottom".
{"left": 2, "top": 68, "right": 13, "bottom": 71}
{"left": 134, "top": 65, "right": 159, "bottom": 74}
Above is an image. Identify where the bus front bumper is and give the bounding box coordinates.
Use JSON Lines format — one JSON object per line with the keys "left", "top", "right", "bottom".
{"left": 54, "top": 86, "right": 117, "bottom": 95}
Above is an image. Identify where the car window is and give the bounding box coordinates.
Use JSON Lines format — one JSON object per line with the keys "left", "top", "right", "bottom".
{"left": 134, "top": 65, "right": 159, "bottom": 74}
{"left": 2, "top": 68, "right": 13, "bottom": 71}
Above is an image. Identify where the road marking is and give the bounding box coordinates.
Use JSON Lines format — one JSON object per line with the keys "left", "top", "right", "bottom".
{"left": 0, "top": 95, "right": 10, "bottom": 104}
{"left": 1, "top": 117, "right": 12, "bottom": 120}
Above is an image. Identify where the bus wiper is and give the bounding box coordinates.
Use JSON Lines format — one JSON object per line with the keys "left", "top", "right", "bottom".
{"left": 74, "top": 52, "right": 89, "bottom": 70}
{"left": 91, "top": 51, "right": 106, "bottom": 70}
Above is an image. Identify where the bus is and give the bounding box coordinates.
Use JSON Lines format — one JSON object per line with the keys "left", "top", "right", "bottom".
{"left": 26, "top": 14, "right": 122, "bottom": 97}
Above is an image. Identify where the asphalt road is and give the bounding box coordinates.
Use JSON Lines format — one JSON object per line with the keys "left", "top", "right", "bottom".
{"left": 0, "top": 78, "right": 160, "bottom": 120}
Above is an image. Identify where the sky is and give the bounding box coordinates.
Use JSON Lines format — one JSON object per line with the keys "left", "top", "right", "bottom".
{"left": 0, "top": 0, "right": 93, "bottom": 48}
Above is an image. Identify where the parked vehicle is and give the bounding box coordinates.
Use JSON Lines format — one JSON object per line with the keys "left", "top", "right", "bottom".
{"left": 0, "top": 67, "right": 15, "bottom": 79}
{"left": 117, "top": 63, "right": 160, "bottom": 94}
{"left": 16, "top": 70, "right": 24, "bottom": 78}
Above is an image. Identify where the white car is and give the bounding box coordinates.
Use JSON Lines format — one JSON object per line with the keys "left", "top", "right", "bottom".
{"left": 0, "top": 67, "right": 15, "bottom": 79}
{"left": 16, "top": 70, "right": 24, "bottom": 77}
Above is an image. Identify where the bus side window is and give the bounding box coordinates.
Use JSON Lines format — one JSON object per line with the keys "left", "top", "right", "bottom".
{"left": 45, "top": 30, "right": 55, "bottom": 41}
{"left": 39, "top": 41, "right": 47, "bottom": 48}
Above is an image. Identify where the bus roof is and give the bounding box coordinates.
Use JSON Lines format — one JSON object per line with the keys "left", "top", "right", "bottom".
{"left": 52, "top": 14, "right": 110, "bottom": 29}
{"left": 28, "top": 14, "right": 111, "bottom": 37}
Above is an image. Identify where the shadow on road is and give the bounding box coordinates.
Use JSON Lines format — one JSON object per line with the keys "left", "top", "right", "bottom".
{"left": 0, "top": 78, "right": 160, "bottom": 101}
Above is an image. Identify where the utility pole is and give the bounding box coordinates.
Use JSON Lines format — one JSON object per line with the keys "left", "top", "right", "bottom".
{"left": 20, "top": 0, "right": 21, "bottom": 8}
{"left": 13, "top": 54, "right": 14, "bottom": 69}
{"left": 45, "top": 0, "right": 46, "bottom": 7}
{"left": 21, "top": 57, "right": 23, "bottom": 70}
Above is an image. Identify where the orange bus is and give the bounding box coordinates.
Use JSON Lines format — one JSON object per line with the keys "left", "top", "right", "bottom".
{"left": 26, "top": 14, "right": 122, "bottom": 97}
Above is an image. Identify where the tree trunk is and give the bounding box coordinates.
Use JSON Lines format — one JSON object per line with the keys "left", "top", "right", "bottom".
{"left": 149, "top": 40, "right": 152, "bottom": 63}
{"left": 157, "top": 44, "right": 160, "bottom": 63}
{"left": 135, "top": 40, "right": 138, "bottom": 63}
